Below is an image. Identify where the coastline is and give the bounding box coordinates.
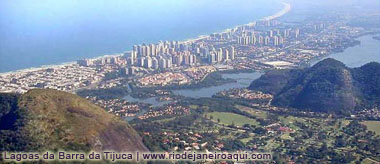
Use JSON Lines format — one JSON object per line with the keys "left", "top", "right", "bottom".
{"left": 0, "top": 53, "right": 124, "bottom": 76}
{"left": 0, "top": 1, "right": 291, "bottom": 76}
{"left": 181, "top": 1, "right": 291, "bottom": 44}
{"left": 262, "top": 2, "right": 291, "bottom": 21}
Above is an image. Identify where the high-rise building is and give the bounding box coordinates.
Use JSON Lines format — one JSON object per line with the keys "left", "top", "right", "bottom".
{"left": 202, "top": 47, "right": 209, "bottom": 57}
{"left": 183, "top": 54, "right": 190, "bottom": 65}
{"left": 208, "top": 53, "right": 216, "bottom": 64}
{"left": 137, "top": 45, "right": 142, "bottom": 57}
{"left": 159, "top": 58, "right": 167, "bottom": 69}
{"left": 141, "top": 45, "right": 147, "bottom": 57}
{"left": 110, "top": 57, "right": 119, "bottom": 64}
{"left": 150, "top": 44, "right": 156, "bottom": 56}
{"left": 274, "top": 36, "right": 279, "bottom": 46}
{"left": 251, "top": 35, "right": 257, "bottom": 45}
{"left": 196, "top": 47, "right": 201, "bottom": 54}
{"left": 258, "top": 36, "right": 264, "bottom": 45}
{"left": 279, "top": 36, "right": 284, "bottom": 45}
{"left": 285, "top": 29, "right": 290, "bottom": 37}
{"left": 166, "top": 57, "right": 172, "bottom": 68}
{"left": 216, "top": 51, "right": 223, "bottom": 62}
{"left": 130, "top": 51, "right": 136, "bottom": 59}
{"left": 130, "top": 51, "right": 137, "bottom": 60}
{"left": 229, "top": 46, "right": 235, "bottom": 60}
{"left": 174, "top": 54, "right": 183, "bottom": 66}
{"left": 133, "top": 45, "right": 138, "bottom": 52}
{"left": 105, "top": 58, "right": 112, "bottom": 64}
{"left": 144, "top": 57, "right": 152, "bottom": 68}
{"left": 127, "top": 57, "right": 134, "bottom": 65}
{"left": 152, "top": 57, "right": 159, "bottom": 69}
{"left": 269, "top": 30, "right": 274, "bottom": 37}
{"left": 237, "top": 36, "right": 244, "bottom": 45}
{"left": 99, "top": 58, "right": 106, "bottom": 65}
{"left": 218, "top": 48, "right": 223, "bottom": 60}
{"left": 223, "top": 48, "right": 229, "bottom": 61}
{"left": 189, "top": 54, "right": 196, "bottom": 65}
{"left": 294, "top": 28, "right": 300, "bottom": 38}
{"left": 146, "top": 46, "right": 151, "bottom": 57}
{"left": 138, "top": 57, "right": 145, "bottom": 67}
{"left": 244, "top": 36, "right": 250, "bottom": 45}
{"left": 275, "top": 30, "right": 280, "bottom": 36}
{"left": 264, "top": 36, "right": 270, "bottom": 45}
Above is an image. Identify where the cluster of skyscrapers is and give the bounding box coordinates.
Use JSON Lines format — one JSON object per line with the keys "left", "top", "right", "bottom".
{"left": 126, "top": 39, "right": 236, "bottom": 69}
{"left": 129, "top": 41, "right": 198, "bottom": 69}
{"left": 77, "top": 20, "right": 303, "bottom": 75}
{"left": 207, "top": 46, "right": 235, "bottom": 64}
{"left": 212, "top": 26, "right": 300, "bottom": 47}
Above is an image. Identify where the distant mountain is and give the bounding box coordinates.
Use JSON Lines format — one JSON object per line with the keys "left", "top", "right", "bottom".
{"left": 0, "top": 89, "right": 148, "bottom": 152}
{"left": 249, "top": 58, "right": 380, "bottom": 114}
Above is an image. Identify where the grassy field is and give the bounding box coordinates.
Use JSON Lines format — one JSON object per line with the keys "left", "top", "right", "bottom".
{"left": 240, "top": 137, "right": 252, "bottom": 144}
{"left": 278, "top": 116, "right": 307, "bottom": 130}
{"left": 154, "top": 117, "right": 176, "bottom": 123}
{"left": 361, "top": 121, "right": 380, "bottom": 135}
{"left": 361, "top": 158, "right": 380, "bottom": 164}
{"left": 206, "top": 112, "right": 258, "bottom": 127}
{"left": 189, "top": 105, "right": 198, "bottom": 109}
{"left": 281, "top": 133, "right": 293, "bottom": 140}
{"left": 235, "top": 105, "right": 267, "bottom": 119}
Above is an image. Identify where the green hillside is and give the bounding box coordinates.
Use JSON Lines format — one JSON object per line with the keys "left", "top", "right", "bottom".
{"left": 0, "top": 89, "right": 148, "bottom": 152}
{"left": 249, "top": 58, "right": 380, "bottom": 114}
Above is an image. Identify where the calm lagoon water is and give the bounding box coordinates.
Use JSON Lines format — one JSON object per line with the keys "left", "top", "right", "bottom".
{"left": 173, "top": 71, "right": 263, "bottom": 98}
{"left": 123, "top": 71, "right": 262, "bottom": 106}
{"left": 0, "top": 0, "right": 282, "bottom": 72}
{"left": 311, "top": 35, "right": 380, "bottom": 67}
{"left": 123, "top": 95, "right": 171, "bottom": 107}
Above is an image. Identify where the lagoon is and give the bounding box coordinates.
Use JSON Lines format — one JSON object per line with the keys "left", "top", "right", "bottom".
{"left": 311, "top": 35, "right": 380, "bottom": 67}
{"left": 173, "top": 71, "right": 263, "bottom": 98}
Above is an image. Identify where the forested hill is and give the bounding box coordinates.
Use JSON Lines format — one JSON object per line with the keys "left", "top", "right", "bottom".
{"left": 249, "top": 58, "right": 380, "bottom": 114}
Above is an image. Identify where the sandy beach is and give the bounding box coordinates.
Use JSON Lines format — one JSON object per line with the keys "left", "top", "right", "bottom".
{"left": 0, "top": 53, "right": 123, "bottom": 76}
{"left": 262, "top": 2, "right": 291, "bottom": 21}
{"left": 181, "top": 1, "right": 291, "bottom": 44}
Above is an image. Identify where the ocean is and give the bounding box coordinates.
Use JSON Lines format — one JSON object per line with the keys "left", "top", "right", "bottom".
{"left": 0, "top": 0, "right": 282, "bottom": 73}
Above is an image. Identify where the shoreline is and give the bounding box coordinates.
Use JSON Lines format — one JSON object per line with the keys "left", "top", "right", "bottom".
{"left": 0, "top": 1, "right": 291, "bottom": 76}
{"left": 262, "top": 2, "right": 291, "bottom": 21}
{"left": 181, "top": 1, "right": 291, "bottom": 44}
{"left": 0, "top": 53, "right": 124, "bottom": 76}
